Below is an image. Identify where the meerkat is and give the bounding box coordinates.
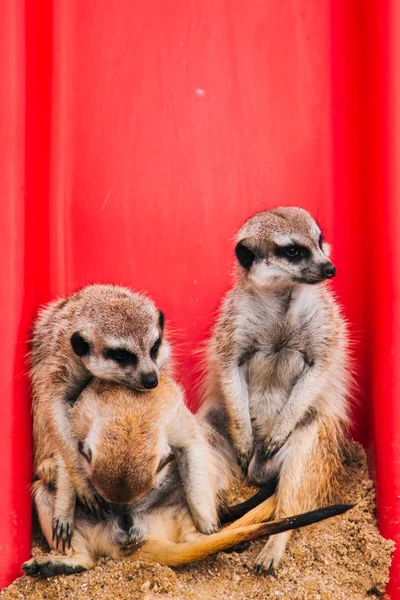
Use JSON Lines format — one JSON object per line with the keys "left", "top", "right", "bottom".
{"left": 23, "top": 374, "right": 353, "bottom": 577}
{"left": 31, "top": 284, "right": 169, "bottom": 549}
{"left": 199, "top": 206, "right": 352, "bottom": 572}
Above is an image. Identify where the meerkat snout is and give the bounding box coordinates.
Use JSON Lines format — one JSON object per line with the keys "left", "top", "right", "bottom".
{"left": 141, "top": 371, "right": 158, "bottom": 389}
{"left": 234, "top": 207, "right": 336, "bottom": 289}
{"left": 322, "top": 263, "right": 336, "bottom": 279}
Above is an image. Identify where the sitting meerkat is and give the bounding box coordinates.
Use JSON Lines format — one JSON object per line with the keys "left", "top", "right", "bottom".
{"left": 23, "top": 374, "right": 353, "bottom": 577}
{"left": 31, "top": 284, "right": 170, "bottom": 549}
{"left": 199, "top": 207, "right": 352, "bottom": 572}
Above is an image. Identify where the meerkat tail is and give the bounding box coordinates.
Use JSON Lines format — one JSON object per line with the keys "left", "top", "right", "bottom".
{"left": 224, "top": 495, "right": 277, "bottom": 530}
{"left": 135, "top": 504, "right": 354, "bottom": 567}
{"left": 219, "top": 476, "right": 279, "bottom": 524}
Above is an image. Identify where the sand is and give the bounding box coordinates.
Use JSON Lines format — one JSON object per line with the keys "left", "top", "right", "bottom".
{"left": 1, "top": 442, "right": 394, "bottom": 600}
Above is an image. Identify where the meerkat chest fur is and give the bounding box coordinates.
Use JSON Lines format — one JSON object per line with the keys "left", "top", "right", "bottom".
{"left": 233, "top": 285, "right": 329, "bottom": 438}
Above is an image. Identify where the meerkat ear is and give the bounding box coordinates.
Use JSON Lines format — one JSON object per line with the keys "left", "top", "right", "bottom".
{"left": 71, "top": 332, "right": 91, "bottom": 357}
{"left": 235, "top": 241, "right": 256, "bottom": 270}
{"left": 158, "top": 310, "right": 165, "bottom": 331}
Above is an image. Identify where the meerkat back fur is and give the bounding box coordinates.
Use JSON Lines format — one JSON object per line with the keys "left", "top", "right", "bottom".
{"left": 199, "top": 206, "right": 352, "bottom": 572}
{"left": 31, "top": 284, "right": 169, "bottom": 547}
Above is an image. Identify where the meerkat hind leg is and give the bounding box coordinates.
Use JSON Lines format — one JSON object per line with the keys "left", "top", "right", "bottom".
{"left": 254, "top": 422, "right": 343, "bottom": 573}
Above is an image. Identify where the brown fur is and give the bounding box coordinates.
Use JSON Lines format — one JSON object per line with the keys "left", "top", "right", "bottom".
{"left": 200, "top": 207, "right": 353, "bottom": 571}
{"left": 30, "top": 284, "right": 170, "bottom": 547}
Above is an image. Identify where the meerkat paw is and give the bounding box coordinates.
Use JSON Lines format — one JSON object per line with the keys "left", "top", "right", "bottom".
{"left": 116, "top": 512, "right": 147, "bottom": 553}
{"left": 254, "top": 532, "right": 289, "bottom": 574}
{"left": 234, "top": 438, "right": 255, "bottom": 476}
{"left": 76, "top": 482, "right": 112, "bottom": 519}
{"left": 52, "top": 513, "right": 74, "bottom": 553}
{"left": 22, "top": 555, "right": 87, "bottom": 578}
{"left": 248, "top": 445, "right": 279, "bottom": 487}
{"left": 193, "top": 513, "right": 219, "bottom": 535}
{"left": 37, "top": 458, "right": 57, "bottom": 487}
{"left": 261, "top": 431, "right": 291, "bottom": 461}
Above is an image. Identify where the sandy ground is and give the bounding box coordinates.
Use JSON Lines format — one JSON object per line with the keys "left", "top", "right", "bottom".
{"left": 1, "top": 441, "right": 394, "bottom": 600}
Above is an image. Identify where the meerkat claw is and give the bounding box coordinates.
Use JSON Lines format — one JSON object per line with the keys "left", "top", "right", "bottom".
{"left": 66, "top": 523, "right": 72, "bottom": 547}
{"left": 267, "top": 561, "right": 276, "bottom": 575}
{"left": 52, "top": 518, "right": 73, "bottom": 552}
{"left": 236, "top": 451, "right": 251, "bottom": 475}
{"left": 261, "top": 434, "right": 290, "bottom": 461}
{"left": 261, "top": 443, "right": 281, "bottom": 461}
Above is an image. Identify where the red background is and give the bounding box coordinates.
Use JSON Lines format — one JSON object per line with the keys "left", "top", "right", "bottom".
{"left": 1, "top": 0, "right": 399, "bottom": 595}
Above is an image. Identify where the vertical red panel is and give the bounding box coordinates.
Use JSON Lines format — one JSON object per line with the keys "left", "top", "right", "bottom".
{"left": 366, "top": 1, "right": 400, "bottom": 596}
{"left": 330, "top": 0, "right": 369, "bottom": 447}
{"left": 0, "top": 0, "right": 33, "bottom": 588}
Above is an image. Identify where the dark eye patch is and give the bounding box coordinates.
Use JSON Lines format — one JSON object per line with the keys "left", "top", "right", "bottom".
{"left": 235, "top": 242, "right": 256, "bottom": 270}
{"left": 274, "top": 244, "right": 311, "bottom": 263}
{"left": 318, "top": 233, "right": 323, "bottom": 249}
{"left": 156, "top": 452, "right": 175, "bottom": 473}
{"left": 150, "top": 338, "right": 162, "bottom": 360}
{"left": 104, "top": 348, "right": 137, "bottom": 366}
{"left": 71, "top": 332, "right": 91, "bottom": 357}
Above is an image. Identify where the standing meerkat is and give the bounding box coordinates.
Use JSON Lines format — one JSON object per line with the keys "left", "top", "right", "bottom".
{"left": 199, "top": 206, "right": 352, "bottom": 572}
{"left": 31, "top": 284, "right": 169, "bottom": 548}
{"left": 23, "top": 374, "right": 353, "bottom": 577}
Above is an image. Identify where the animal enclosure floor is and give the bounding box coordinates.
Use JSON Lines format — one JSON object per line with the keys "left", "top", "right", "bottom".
{"left": 1, "top": 442, "right": 394, "bottom": 600}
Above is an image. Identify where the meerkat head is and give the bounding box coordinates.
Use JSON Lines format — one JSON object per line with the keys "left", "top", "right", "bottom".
{"left": 69, "top": 290, "right": 169, "bottom": 391}
{"left": 74, "top": 382, "right": 175, "bottom": 505}
{"left": 235, "top": 207, "right": 335, "bottom": 290}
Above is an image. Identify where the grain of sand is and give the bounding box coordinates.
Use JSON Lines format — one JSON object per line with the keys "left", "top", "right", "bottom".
{"left": 1, "top": 442, "right": 394, "bottom": 600}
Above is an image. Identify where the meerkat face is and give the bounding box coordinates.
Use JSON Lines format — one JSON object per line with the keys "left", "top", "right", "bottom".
{"left": 75, "top": 392, "right": 175, "bottom": 505}
{"left": 70, "top": 296, "right": 170, "bottom": 391}
{"left": 235, "top": 207, "right": 335, "bottom": 290}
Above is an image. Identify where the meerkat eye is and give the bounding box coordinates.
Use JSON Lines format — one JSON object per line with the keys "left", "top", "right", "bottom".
{"left": 284, "top": 246, "right": 300, "bottom": 257}
{"left": 105, "top": 348, "right": 137, "bottom": 366}
{"left": 275, "top": 245, "right": 311, "bottom": 262}
{"left": 235, "top": 242, "right": 256, "bottom": 270}
{"left": 150, "top": 338, "right": 162, "bottom": 360}
{"left": 156, "top": 453, "right": 174, "bottom": 473}
{"left": 78, "top": 441, "right": 92, "bottom": 463}
{"left": 318, "top": 233, "right": 323, "bottom": 250}
{"left": 71, "top": 332, "right": 91, "bottom": 357}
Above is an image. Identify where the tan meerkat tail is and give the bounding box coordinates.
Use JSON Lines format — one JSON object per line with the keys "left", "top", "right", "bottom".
{"left": 224, "top": 495, "right": 277, "bottom": 530}
{"left": 135, "top": 504, "right": 354, "bottom": 567}
{"left": 219, "top": 477, "right": 279, "bottom": 525}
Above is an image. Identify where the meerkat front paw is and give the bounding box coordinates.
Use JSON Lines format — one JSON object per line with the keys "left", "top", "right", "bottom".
{"left": 52, "top": 510, "right": 75, "bottom": 553}
{"left": 190, "top": 501, "right": 219, "bottom": 535}
{"left": 116, "top": 512, "right": 146, "bottom": 554}
{"left": 261, "top": 431, "right": 291, "bottom": 461}
{"left": 248, "top": 443, "right": 279, "bottom": 486}
{"left": 195, "top": 518, "right": 219, "bottom": 536}
{"left": 234, "top": 435, "right": 255, "bottom": 475}
{"left": 37, "top": 457, "right": 57, "bottom": 487}
{"left": 75, "top": 479, "right": 112, "bottom": 519}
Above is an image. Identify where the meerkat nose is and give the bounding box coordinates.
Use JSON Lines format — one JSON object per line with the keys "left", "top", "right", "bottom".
{"left": 141, "top": 372, "right": 158, "bottom": 389}
{"left": 322, "top": 263, "right": 336, "bottom": 279}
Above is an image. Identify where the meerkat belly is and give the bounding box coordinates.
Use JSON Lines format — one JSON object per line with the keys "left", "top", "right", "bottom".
{"left": 245, "top": 346, "right": 309, "bottom": 440}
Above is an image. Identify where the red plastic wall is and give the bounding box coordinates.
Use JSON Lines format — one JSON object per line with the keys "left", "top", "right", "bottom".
{"left": 1, "top": 0, "right": 399, "bottom": 595}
